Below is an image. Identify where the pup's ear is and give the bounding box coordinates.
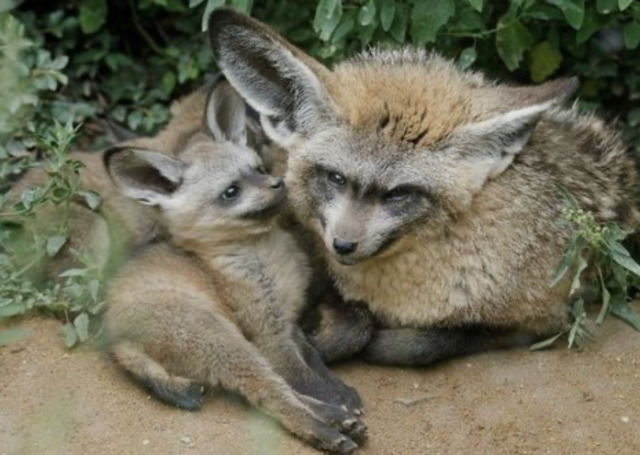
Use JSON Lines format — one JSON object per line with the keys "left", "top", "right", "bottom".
{"left": 204, "top": 79, "right": 247, "bottom": 146}
{"left": 452, "top": 77, "right": 578, "bottom": 194}
{"left": 208, "top": 8, "right": 338, "bottom": 146}
{"left": 104, "top": 147, "right": 186, "bottom": 206}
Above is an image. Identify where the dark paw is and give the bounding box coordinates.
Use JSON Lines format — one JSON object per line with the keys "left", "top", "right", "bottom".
{"left": 147, "top": 379, "right": 204, "bottom": 411}
{"left": 299, "top": 395, "right": 367, "bottom": 444}
{"left": 311, "top": 424, "right": 358, "bottom": 454}
{"left": 336, "top": 384, "right": 363, "bottom": 415}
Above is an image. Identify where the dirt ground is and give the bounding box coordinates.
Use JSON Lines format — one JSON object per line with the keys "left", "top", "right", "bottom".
{"left": 1, "top": 313, "right": 639, "bottom": 455}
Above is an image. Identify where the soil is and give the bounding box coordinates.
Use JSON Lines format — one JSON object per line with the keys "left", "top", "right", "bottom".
{"left": 1, "top": 312, "right": 639, "bottom": 455}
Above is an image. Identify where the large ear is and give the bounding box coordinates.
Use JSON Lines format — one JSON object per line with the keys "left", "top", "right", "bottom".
{"left": 104, "top": 147, "right": 186, "bottom": 206}
{"left": 204, "top": 79, "right": 247, "bottom": 146}
{"left": 208, "top": 8, "right": 337, "bottom": 146}
{"left": 451, "top": 77, "right": 579, "bottom": 194}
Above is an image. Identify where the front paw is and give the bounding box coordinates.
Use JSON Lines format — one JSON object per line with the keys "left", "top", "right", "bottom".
{"left": 297, "top": 394, "right": 368, "bottom": 445}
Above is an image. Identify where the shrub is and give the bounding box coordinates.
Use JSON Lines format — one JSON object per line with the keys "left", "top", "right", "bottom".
{"left": 1, "top": 0, "right": 639, "bottom": 347}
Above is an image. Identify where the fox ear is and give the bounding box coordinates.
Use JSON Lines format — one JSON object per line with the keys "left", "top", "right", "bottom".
{"left": 208, "top": 8, "right": 337, "bottom": 146}
{"left": 204, "top": 79, "right": 247, "bottom": 146}
{"left": 104, "top": 147, "right": 186, "bottom": 206}
{"left": 452, "top": 77, "right": 578, "bottom": 194}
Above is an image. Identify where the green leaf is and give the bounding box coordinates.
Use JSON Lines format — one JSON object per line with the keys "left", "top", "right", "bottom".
{"left": 496, "top": 13, "right": 534, "bottom": 71}
{"left": 201, "top": 0, "right": 225, "bottom": 31}
{"left": 389, "top": 3, "right": 409, "bottom": 42}
{"left": 331, "top": 18, "right": 354, "bottom": 43}
{"left": 468, "top": 0, "right": 483, "bottom": 12}
{"left": 606, "top": 238, "right": 630, "bottom": 257}
{"left": 189, "top": 0, "right": 205, "bottom": 7}
{"left": 380, "top": 1, "right": 396, "bottom": 31}
{"left": 596, "top": 268, "right": 611, "bottom": 325}
{"left": 61, "top": 322, "right": 78, "bottom": 348}
{"left": 314, "top": 0, "right": 343, "bottom": 41}
{"left": 619, "top": 0, "right": 633, "bottom": 11}
{"left": 529, "top": 41, "right": 563, "bottom": 82}
{"left": 611, "top": 300, "right": 640, "bottom": 331}
{"left": 358, "top": 0, "right": 376, "bottom": 26}
{"left": 0, "top": 302, "right": 26, "bottom": 317}
{"left": 623, "top": 22, "right": 640, "bottom": 50}
{"left": 457, "top": 47, "right": 477, "bottom": 70}
{"left": 547, "top": 0, "right": 585, "bottom": 29}
{"left": 46, "top": 235, "right": 68, "bottom": 257}
{"left": 79, "top": 0, "right": 108, "bottom": 34}
{"left": 570, "top": 254, "right": 588, "bottom": 296}
{"left": 230, "top": 0, "right": 252, "bottom": 14}
{"left": 410, "top": 0, "right": 455, "bottom": 45}
{"left": 0, "top": 328, "right": 30, "bottom": 347}
{"left": 530, "top": 331, "right": 564, "bottom": 350}
{"left": 596, "top": 0, "right": 617, "bottom": 14}
{"left": 81, "top": 190, "right": 102, "bottom": 210}
{"left": 74, "top": 313, "right": 90, "bottom": 342}
{"left": 609, "top": 246, "right": 640, "bottom": 277}
{"left": 59, "top": 268, "right": 89, "bottom": 278}
{"left": 550, "top": 236, "right": 583, "bottom": 287}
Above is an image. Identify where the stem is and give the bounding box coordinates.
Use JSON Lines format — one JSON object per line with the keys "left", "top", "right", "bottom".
{"left": 126, "top": 0, "right": 169, "bottom": 58}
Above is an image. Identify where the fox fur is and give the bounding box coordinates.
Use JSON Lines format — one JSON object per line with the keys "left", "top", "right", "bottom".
{"left": 208, "top": 9, "right": 640, "bottom": 364}
{"left": 101, "top": 81, "right": 364, "bottom": 453}
{"left": 8, "top": 77, "right": 287, "bottom": 279}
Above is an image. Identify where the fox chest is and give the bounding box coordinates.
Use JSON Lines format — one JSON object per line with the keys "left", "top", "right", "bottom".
{"left": 237, "top": 239, "right": 312, "bottom": 322}
{"left": 328, "top": 233, "right": 564, "bottom": 329}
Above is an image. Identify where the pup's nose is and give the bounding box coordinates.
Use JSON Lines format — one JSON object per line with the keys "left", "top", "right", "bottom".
{"left": 271, "top": 177, "right": 284, "bottom": 190}
{"left": 333, "top": 238, "right": 358, "bottom": 255}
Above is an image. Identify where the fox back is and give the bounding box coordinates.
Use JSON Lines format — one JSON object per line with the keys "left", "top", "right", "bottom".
{"left": 208, "top": 10, "right": 640, "bottom": 335}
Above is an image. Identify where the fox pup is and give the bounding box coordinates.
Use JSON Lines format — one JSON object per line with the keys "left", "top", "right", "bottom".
{"left": 208, "top": 10, "right": 640, "bottom": 365}
{"left": 8, "top": 76, "right": 282, "bottom": 281}
{"left": 102, "top": 81, "right": 365, "bottom": 453}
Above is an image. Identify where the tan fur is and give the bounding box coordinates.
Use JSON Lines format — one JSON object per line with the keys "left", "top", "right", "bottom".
{"left": 209, "top": 10, "right": 640, "bottom": 354}
{"left": 102, "top": 91, "right": 364, "bottom": 452}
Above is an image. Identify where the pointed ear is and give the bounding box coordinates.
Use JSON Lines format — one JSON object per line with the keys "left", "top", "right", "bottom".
{"left": 208, "top": 8, "right": 337, "bottom": 145}
{"left": 104, "top": 147, "right": 186, "bottom": 206}
{"left": 451, "top": 77, "right": 578, "bottom": 193}
{"left": 204, "top": 79, "right": 247, "bottom": 146}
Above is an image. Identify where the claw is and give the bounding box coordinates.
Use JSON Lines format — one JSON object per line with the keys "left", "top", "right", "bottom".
{"left": 343, "top": 418, "right": 357, "bottom": 429}
{"left": 337, "top": 436, "right": 358, "bottom": 454}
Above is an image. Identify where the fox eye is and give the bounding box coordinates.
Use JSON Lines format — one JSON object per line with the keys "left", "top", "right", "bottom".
{"left": 327, "top": 171, "right": 346, "bottom": 187}
{"left": 256, "top": 166, "right": 268, "bottom": 175}
{"left": 221, "top": 185, "right": 241, "bottom": 200}
{"left": 383, "top": 187, "right": 412, "bottom": 203}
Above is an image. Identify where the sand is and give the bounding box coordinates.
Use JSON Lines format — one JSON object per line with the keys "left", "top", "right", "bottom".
{"left": 1, "top": 313, "right": 639, "bottom": 455}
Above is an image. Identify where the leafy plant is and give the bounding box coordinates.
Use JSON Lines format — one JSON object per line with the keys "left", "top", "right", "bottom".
{"left": 0, "top": 120, "right": 104, "bottom": 347}
{"left": 532, "top": 198, "right": 640, "bottom": 350}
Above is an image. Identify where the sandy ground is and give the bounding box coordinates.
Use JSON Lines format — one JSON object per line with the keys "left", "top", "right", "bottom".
{"left": 1, "top": 313, "right": 639, "bottom": 455}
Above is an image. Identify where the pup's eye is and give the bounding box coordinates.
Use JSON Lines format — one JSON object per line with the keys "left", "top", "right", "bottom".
{"left": 384, "top": 187, "right": 412, "bottom": 203}
{"left": 222, "top": 185, "right": 241, "bottom": 200}
{"left": 256, "top": 166, "right": 268, "bottom": 175}
{"left": 327, "top": 172, "right": 347, "bottom": 187}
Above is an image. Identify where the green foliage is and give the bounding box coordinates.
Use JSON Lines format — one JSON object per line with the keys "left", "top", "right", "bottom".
{"left": 532, "top": 201, "right": 640, "bottom": 350}
{"left": 0, "top": 120, "right": 105, "bottom": 347}
{"left": 1, "top": 0, "right": 640, "bottom": 348}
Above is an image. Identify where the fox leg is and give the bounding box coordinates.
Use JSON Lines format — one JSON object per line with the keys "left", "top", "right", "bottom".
{"left": 203, "top": 317, "right": 359, "bottom": 454}
{"left": 303, "top": 296, "right": 374, "bottom": 363}
{"left": 361, "top": 327, "right": 536, "bottom": 366}
{"left": 291, "top": 327, "right": 364, "bottom": 415}
{"left": 109, "top": 341, "right": 204, "bottom": 410}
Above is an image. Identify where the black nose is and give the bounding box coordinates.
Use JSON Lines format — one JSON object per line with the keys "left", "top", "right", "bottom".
{"left": 333, "top": 238, "right": 358, "bottom": 255}
{"left": 271, "top": 177, "right": 284, "bottom": 190}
